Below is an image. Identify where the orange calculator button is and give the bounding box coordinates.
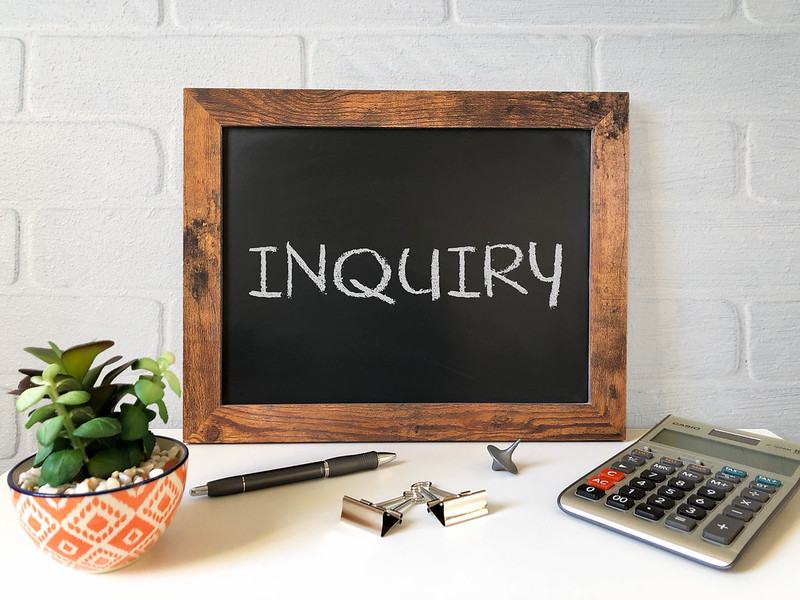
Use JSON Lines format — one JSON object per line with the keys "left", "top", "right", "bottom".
{"left": 600, "top": 468, "right": 626, "bottom": 482}
{"left": 588, "top": 475, "right": 615, "bottom": 490}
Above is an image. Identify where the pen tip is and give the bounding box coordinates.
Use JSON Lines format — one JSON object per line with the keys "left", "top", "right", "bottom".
{"left": 189, "top": 485, "right": 208, "bottom": 496}
{"left": 377, "top": 452, "right": 397, "bottom": 466}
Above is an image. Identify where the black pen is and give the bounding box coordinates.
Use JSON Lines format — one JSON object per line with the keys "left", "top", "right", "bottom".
{"left": 189, "top": 451, "right": 397, "bottom": 497}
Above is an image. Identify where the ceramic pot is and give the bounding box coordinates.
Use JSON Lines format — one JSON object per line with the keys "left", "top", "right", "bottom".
{"left": 6, "top": 436, "right": 188, "bottom": 573}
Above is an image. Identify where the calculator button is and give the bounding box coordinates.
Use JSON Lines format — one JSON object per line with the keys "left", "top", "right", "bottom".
{"left": 722, "top": 466, "right": 747, "bottom": 479}
{"left": 608, "top": 461, "right": 637, "bottom": 474}
{"left": 588, "top": 476, "right": 616, "bottom": 490}
{"left": 639, "top": 469, "right": 666, "bottom": 483}
{"left": 732, "top": 496, "right": 762, "bottom": 513}
{"left": 698, "top": 486, "right": 726, "bottom": 501}
{"left": 677, "top": 470, "right": 704, "bottom": 483}
{"left": 687, "top": 464, "right": 712, "bottom": 476}
{"left": 677, "top": 503, "right": 707, "bottom": 520}
{"left": 702, "top": 515, "right": 744, "bottom": 546}
{"left": 755, "top": 475, "right": 781, "bottom": 488}
{"left": 606, "top": 493, "right": 635, "bottom": 511}
{"left": 650, "top": 463, "right": 676, "bottom": 476}
{"left": 648, "top": 494, "right": 675, "bottom": 510}
{"left": 630, "top": 478, "right": 656, "bottom": 491}
{"left": 660, "top": 457, "right": 684, "bottom": 469}
{"left": 723, "top": 506, "right": 754, "bottom": 522}
{"left": 623, "top": 454, "right": 647, "bottom": 467}
{"left": 632, "top": 448, "right": 654, "bottom": 460}
{"left": 666, "top": 513, "right": 697, "bottom": 532}
{"left": 618, "top": 485, "right": 646, "bottom": 500}
{"left": 576, "top": 484, "right": 606, "bottom": 501}
{"left": 635, "top": 504, "right": 664, "bottom": 521}
{"left": 600, "top": 468, "right": 626, "bottom": 482}
{"left": 658, "top": 486, "right": 686, "bottom": 500}
{"left": 741, "top": 488, "right": 770, "bottom": 503}
{"left": 714, "top": 471, "right": 741, "bottom": 484}
{"left": 687, "top": 494, "right": 717, "bottom": 511}
{"left": 668, "top": 477, "right": 696, "bottom": 492}
{"left": 707, "top": 478, "right": 735, "bottom": 493}
{"left": 749, "top": 481, "right": 777, "bottom": 494}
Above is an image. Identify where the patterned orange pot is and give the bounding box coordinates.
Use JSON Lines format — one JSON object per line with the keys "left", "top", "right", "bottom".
{"left": 7, "top": 436, "right": 188, "bottom": 573}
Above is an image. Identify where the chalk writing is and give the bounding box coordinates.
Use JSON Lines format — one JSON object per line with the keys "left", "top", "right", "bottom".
{"left": 249, "top": 242, "right": 563, "bottom": 307}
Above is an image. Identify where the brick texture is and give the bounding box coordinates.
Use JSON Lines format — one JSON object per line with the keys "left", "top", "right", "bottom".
{"left": 747, "top": 302, "right": 800, "bottom": 382}
{"left": 597, "top": 35, "right": 800, "bottom": 117}
{"left": 1, "top": 3, "right": 800, "bottom": 468}
{"left": 744, "top": 0, "right": 800, "bottom": 25}
{"left": 0, "top": 122, "right": 160, "bottom": 202}
{"left": 0, "top": 0, "right": 159, "bottom": 30}
{"left": 173, "top": 0, "right": 446, "bottom": 28}
{"left": 29, "top": 36, "right": 303, "bottom": 116}
{"left": 311, "top": 35, "right": 591, "bottom": 89}
{"left": 30, "top": 209, "right": 181, "bottom": 289}
{"left": 0, "top": 38, "right": 22, "bottom": 113}
{"left": 747, "top": 122, "right": 800, "bottom": 203}
{"left": 457, "top": 0, "right": 733, "bottom": 24}
{"left": 0, "top": 209, "right": 17, "bottom": 284}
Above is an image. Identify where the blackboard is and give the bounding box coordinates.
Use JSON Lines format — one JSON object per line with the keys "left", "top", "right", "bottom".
{"left": 183, "top": 89, "right": 628, "bottom": 442}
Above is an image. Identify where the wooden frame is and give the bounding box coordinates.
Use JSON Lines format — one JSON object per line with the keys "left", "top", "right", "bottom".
{"left": 183, "top": 89, "right": 628, "bottom": 443}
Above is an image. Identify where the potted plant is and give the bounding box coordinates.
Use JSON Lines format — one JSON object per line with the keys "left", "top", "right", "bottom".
{"left": 6, "top": 340, "right": 189, "bottom": 573}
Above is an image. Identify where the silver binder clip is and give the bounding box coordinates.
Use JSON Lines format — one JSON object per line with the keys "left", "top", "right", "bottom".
{"left": 341, "top": 490, "right": 420, "bottom": 537}
{"left": 415, "top": 482, "right": 489, "bottom": 527}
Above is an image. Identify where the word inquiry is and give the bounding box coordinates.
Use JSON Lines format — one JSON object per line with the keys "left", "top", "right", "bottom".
{"left": 248, "top": 242, "right": 563, "bottom": 307}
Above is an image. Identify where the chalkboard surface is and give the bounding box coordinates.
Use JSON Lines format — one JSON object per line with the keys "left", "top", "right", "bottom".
{"left": 222, "top": 127, "right": 590, "bottom": 405}
{"left": 183, "top": 89, "right": 628, "bottom": 443}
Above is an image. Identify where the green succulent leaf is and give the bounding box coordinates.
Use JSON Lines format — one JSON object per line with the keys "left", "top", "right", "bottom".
{"left": 87, "top": 384, "right": 121, "bottom": 416}
{"left": 15, "top": 385, "right": 48, "bottom": 412}
{"left": 56, "top": 390, "right": 91, "bottom": 406}
{"left": 40, "top": 449, "right": 83, "bottom": 487}
{"left": 153, "top": 398, "right": 169, "bottom": 423}
{"left": 48, "top": 341, "right": 63, "bottom": 358}
{"left": 42, "top": 363, "right": 61, "bottom": 383}
{"left": 124, "top": 441, "right": 144, "bottom": 466}
{"left": 25, "top": 404, "right": 57, "bottom": 428}
{"left": 73, "top": 417, "right": 122, "bottom": 439}
{"left": 100, "top": 359, "right": 136, "bottom": 386}
{"left": 55, "top": 377, "right": 82, "bottom": 393}
{"left": 87, "top": 448, "right": 132, "bottom": 479}
{"left": 160, "top": 351, "right": 175, "bottom": 365}
{"left": 120, "top": 403, "right": 149, "bottom": 441}
{"left": 134, "top": 378, "right": 164, "bottom": 405}
{"left": 163, "top": 370, "right": 182, "bottom": 397}
{"left": 134, "top": 357, "right": 161, "bottom": 374}
{"left": 68, "top": 405, "right": 96, "bottom": 426}
{"left": 142, "top": 431, "right": 156, "bottom": 457}
{"left": 60, "top": 340, "right": 114, "bottom": 384}
{"left": 33, "top": 442, "right": 54, "bottom": 467}
{"left": 24, "top": 346, "right": 61, "bottom": 365}
{"left": 36, "top": 415, "right": 64, "bottom": 446}
{"left": 82, "top": 355, "right": 121, "bottom": 388}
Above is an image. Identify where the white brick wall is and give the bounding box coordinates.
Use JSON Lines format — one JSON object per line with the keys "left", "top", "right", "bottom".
{"left": 1, "top": 1, "right": 799, "bottom": 470}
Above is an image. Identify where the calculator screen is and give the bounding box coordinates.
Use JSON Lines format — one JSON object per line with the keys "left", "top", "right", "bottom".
{"left": 651, "top": 429, "right": 800, "bottom": 477}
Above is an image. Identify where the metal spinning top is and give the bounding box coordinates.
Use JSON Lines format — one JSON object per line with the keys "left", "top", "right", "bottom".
{"left": 487, "top": 439, "right": 522, "bottom": 474}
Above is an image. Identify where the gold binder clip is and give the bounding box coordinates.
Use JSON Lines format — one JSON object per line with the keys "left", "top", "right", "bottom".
{"left": 414, "top": 481, "right": 489, "bottom": 527}
{"left": 340, "top": 490, "right": 420, "bottom": 537}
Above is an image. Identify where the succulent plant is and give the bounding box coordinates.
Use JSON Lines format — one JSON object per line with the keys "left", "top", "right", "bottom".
{"left": 11, "top": 340, "right": 181, "bottom": 487}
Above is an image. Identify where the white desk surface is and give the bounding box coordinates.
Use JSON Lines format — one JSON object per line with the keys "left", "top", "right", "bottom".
{"left": 3, "top": 429, "right": 799, "bottom": 597}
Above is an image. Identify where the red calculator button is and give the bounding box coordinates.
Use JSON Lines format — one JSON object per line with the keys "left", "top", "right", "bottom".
{"left": 600, "top": 468, "right": 626, "bottom": 482}
{"left": 588, "top": 476, "right": 615, "bottom": 490}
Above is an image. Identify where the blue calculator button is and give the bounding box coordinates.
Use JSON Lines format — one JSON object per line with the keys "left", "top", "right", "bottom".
{"left": 722, "top": 466, "right": 747, "bottom": 478}
{"left": 755, "top": 475, "right": 781, "bottom": 488}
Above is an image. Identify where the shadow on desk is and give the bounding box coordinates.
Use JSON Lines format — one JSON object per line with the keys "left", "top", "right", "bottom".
{"left": 733, "top": 487, "right": 800, "bottom": 572}
{"left": 124, "top": 485, "right": 329, "bottom": 572}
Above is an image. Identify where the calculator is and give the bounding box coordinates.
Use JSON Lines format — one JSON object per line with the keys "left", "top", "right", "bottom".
{"left": 557, "top": 415, "right": 800, "bottom": 569}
